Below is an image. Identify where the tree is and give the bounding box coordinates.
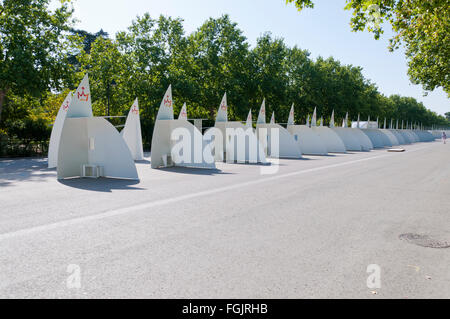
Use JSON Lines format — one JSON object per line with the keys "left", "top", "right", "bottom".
{"left": 445, "top": 112, "right": 450, "bottom": 121}
{"left": 186, "top": 15, "right": 253, "bottom": 120}
{"left": 115, "top": 14, "right": 189, "bottom": 146}
{"left": 252, "top": 33, "right": 289, "bottom": 119}
{"left": 285, "top": 0, "right": 450, "bottom": 96}
{"left": 285, "top": 46, "right": 314, "bottom": 122}
{"left": 68, "top": 29, "right": 109, "bottom": 68}
{"left": 78, "top": 36, "right": 126, "bottom": 116}
{"left": 2, "top": 8, "right": 447, "bottom": 156}
{"left": 0, "top": 0, "right": 77, "bottom": 121}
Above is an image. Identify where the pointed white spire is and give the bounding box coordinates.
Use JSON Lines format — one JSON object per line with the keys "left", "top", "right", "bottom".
{"left": 390, "top": 119, "right": 393, "bottom": 129}
{"left": 67, "top": 73, "right": 93, "bottom": 118}
{"left": 320, "top": 116, "right": 323, "bottom": 127}
{"left": 342, "top": 112, "right": 348, "bottom": 128}
{"left": 48, "top": 91, "right": 73, "bottom": 168}
{"left": 245, "top": 109, "right": 252, "bottom": 128}
{"left": 357, "top": 113, "right": 360, "bottom": 128}
{"left": 287, "top": 103, "right": 295, "bottom": 126}
{"left": 215, "top": 93, "right": 227, "bottom": 122}
{"left": 156, "top": 85, "right": 174, "bottom": 120}
{"left": 129, "top": 98, "right": 139, "bottom": 116}
{"left": 257, "top": 99, "right": 266, "bottom": 124}
{"left": 306, "top": 114, "right": 310, "bottom": 127}
{"left": 311, "top": 107, "right": 317, "bottom": 127}
{"left": 178, "top": 102, "right": 188, "bottom": 120}
{"left": 61, "top": 91, "right": 73, "bottom": 113}
{"left": 270, "top": 112, "right": 275, "bottom": 124}
{"left": 121, "top": 98, "right": 144, "bottom": 160}
{"left": 383, "top": 118, "right": 387, "bottom": 129}
{"left": 330, "top": 110, "right": 335, "bottom": 128}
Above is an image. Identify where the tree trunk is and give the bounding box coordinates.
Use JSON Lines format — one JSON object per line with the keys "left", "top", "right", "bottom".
{"left": 0, "top": 89, "right": 6, "bottom": 123}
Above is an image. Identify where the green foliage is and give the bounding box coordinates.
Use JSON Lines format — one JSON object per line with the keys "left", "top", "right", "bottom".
{"left": 0, "top": 0, "right": 80, "bottom": 121}
{"left": 285, "top": 0, "right": 450, "bottom": 96}
{"left": 1, "top": 10, "right": 449, "bottom": 156}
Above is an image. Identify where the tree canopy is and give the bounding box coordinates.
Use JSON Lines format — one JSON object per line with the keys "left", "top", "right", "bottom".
{"left": 1, "top": 5, "right": 448, "bottom": 154}
{"left": 285, "top": 0, "right": 450, "bottom": 96}
{"left": 0, "top": 0, "right": 78, "bottom": 121}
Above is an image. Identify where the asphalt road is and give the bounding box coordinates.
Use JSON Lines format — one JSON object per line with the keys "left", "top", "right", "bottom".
{"left": 0, "top": 141, "right": 449, "bottom": 298}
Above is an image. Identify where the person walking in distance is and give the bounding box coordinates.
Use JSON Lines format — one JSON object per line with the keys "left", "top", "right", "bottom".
{"left": 443, "top": 131, "right": 447, "bottom": 144}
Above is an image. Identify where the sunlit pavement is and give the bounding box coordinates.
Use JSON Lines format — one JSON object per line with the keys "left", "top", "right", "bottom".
{"left": 0, "top": 141, "right": 449, "bottom": 298}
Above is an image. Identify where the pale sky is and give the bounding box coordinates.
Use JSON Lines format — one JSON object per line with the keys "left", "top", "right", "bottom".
{"left": 53, "top": 0, "right": 449, "bottom": 116}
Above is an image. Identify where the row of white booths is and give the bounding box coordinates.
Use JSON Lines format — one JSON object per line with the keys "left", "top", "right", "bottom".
{"left": 48, "top": 74, "right": 442, "bottom": 180}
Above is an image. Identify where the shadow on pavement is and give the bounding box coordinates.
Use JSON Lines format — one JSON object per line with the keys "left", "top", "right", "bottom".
{"left": 0, "top": 158, "right": 54, "bottom": 187}
{"left": 58, "top": 177, "right": 145, "bottom": 192}
{"left": 159, "top": 167, "right": 231, "bottom": 176}
{"left": 135, "top": 159, "right": 151, "bottom": 164}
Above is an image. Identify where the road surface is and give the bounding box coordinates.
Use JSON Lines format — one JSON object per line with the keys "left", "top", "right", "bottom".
{"left": 0, "top": 141, "right": 449, "bottom": 298}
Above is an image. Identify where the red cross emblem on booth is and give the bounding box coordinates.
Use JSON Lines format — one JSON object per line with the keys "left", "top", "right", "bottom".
{"left": 290, "top": 110, "right": 294, "bottom": 117}
{"left": 77, "top": 87, "right": 89, "bottom": 102}
{"left": 181, "top": 109, "right": 187, "bottom": 117}
{"left": 220, "top": 102, "right": 227, "bottom": 111}
{"left": 63, "top": 100, "right": 70, "bottom": 111}
{"left": 261, "top": 108, "right": 265, "bottom": 115}
{"left": 164, "top": 95, "right": 172, "bottom": 108}
{"left": 131, "top": 105, "right": 139, "bottom": 115}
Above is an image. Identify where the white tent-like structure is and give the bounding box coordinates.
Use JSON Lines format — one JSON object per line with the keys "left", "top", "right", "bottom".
{"left": 48, "top": 91, "right": 72, "bottom": 168}
{"left": 414, "top": 129, "right": 434, "bottom": 142}
{"left": 286, "top": 106, "right": 328, "bottom": 156}
{"left": 309, "top": 107, "right": 346, "bottom": 153}
{"left": 329, "top": 111, "right": 361, "bottom": 151}
{"left": 120, "top": 98, "right": 144, "bottom": 160}
{"left": 430, "top": 129, "right": 446, "bottom": 140}
{"left": 150, "top": 86, "right": 216, "bottom": 169}
{"left": 389, "top": 120, "right": 409, "bottom": 144}
{"left": 376, "top": 117, "right": 394, "bottom": 147}
{"left": 330, "top": 112, "right": 372, "bottom": 151}
{"left": 178, "top": 102, "right": 188, "bottom": 120}
{"left": 377, "top": 127, "right": 395, "bottom": 147}
{"left": 382, "top": 130, "right": 400, "bottom": 146}
{"left": 399, "top": 122, "right": 417, "bottom": 143}
{"left": 378, "top": 118, "right": 400, "bottom": 146}
{"left": 380, "top": 129, "right": 400, "bottom": 146}
{"left": 400, "top": 121, "right": 422, "bottom": 143}
{"left": 57, "top": 74, "right": 138, "bottom": 180}
{"left": 245, "top": 109, "right": 253, "bottom": 129}
{"left": 346, "top": 114, "right": 373, "bottom": 151}
{"left": 405, "top": 122, "right": 420, "bottom": 143}
{"left": 355, "top": 116, "right": 391, "bottom": 148}
{"left": 255, "top": 101, "right": 302, "bottom": 159}
{"left": 205, "top": 94, "right": 266, "bottom": 164}
{"left": 391, "top": 130, "right": 406, "bottom": 144}
{"left": 403, "top": 129, "right": 418, "bottom": 143}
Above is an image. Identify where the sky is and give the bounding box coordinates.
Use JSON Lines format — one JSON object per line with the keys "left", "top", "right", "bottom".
{"left": 52, "top": 0, "right": 449, "bottom": 116}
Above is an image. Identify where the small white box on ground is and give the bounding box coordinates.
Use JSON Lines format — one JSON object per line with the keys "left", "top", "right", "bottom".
{"left": 81, "top": 164, "right": 103, "bottom": 178}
